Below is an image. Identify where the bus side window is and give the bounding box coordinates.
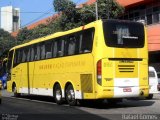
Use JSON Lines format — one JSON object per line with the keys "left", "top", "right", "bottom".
{"left": 30, "top": 46, "right": 35, "bottom": 61}
{"left": 35, "top": 44, "right": 40, "bottom": 60}
{"left": 22, "top": 48, "right": 27, "bottom": 62}
{"left": 27, "top": 46, "right": 31, "bottom": 62}
{"left": 57, "top": 38, "right": 65, "bottom": 57}
{"left": 17, "top": 49, "right": 22, "bottom": 64}
{"left": 78, "top": 33, "right": 83, "bottom": 53}
{"left": 53, "top": 40, "right": 58, "bottom": 58}
{"left": 74, "top": 33, "right": 82, "bottom": 54}
{"left": 13, "top": 50, "right": 18, "bottom": 67}
{"left": 45, "top": 41, "right": 52, "bottom": 59}
{"left": 68, "top": 36, "right": 76, "bottom": 55}
{"left": 81, "top": 29, "right": 94, "bottom": 53}
{"left": 7, "top": 50, "right": 14, "bottom": 71}
{"left": 41, "top": 43, "right": 45, "bottom": 60}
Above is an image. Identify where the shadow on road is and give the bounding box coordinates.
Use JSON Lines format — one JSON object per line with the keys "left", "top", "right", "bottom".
{"left": 12, "top": 95, "right": 155, "bottom": 109}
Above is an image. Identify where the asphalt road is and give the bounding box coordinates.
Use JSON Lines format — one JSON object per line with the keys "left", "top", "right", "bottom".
{"left": 1, "top": 90, "right": 160, "bottom": 120}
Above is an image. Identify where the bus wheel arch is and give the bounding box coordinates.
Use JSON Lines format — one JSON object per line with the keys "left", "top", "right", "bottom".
{"left": 65, "top": 82, "right": 77, "bottom": 106}
{"left": 12, "top": 82, "right": 20, "bottom": 97}
{"left": 12, "top": 82, "right": 16, "bottom": 92}
{"left": 53, "top": 82, "right": 63, "bottom": 105}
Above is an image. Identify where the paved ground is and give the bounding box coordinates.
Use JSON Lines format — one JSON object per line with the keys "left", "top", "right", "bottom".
{"left": 1, "top": 90, "right": 160, "bottom": 120}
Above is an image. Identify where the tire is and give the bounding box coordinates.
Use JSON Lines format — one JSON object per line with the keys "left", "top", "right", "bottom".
{"left": 65, "top": 84, "right": 77, "bottom": 106}
{"left": 146, "top": 94, "right": 153, "bottom": 99}
{"left": 12, "top": 84, "right": 20, "bottom": 97}
{"left": 54, "top": 84, "right": 63, "bottom": 105}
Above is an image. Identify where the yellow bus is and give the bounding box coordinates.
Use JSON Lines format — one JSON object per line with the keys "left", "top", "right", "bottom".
{"left": 7, "top": 19, "right": 149, "bottom": 105}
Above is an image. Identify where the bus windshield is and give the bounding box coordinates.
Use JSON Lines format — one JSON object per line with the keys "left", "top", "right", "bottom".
{"left": 103, "top": 20, "right": 145, "bottom": 48}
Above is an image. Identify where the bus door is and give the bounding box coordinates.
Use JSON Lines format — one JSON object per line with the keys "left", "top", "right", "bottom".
{"left": 13, "top": 48, "right": 28, "bottom": 94}
{"left": 18, "top": 46, "right": 35, "bottom": 95}
{"left": 27, "top": 45, "right": 37, "bottom": 94}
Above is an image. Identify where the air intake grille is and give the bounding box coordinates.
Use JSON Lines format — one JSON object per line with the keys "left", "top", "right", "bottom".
{"left": 80, "top": 74, "right": 93, "bottom": 93}
{"left": 118, "top": 65, "right": 135, "bottom": 72}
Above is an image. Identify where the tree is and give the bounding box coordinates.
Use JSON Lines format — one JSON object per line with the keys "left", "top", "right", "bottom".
{"left": 16, "top": 27, "right": 32, "bottom": 42}
{"left": 97, "top": 0, "right": 124, "bottom": 19}
{"left": 52, "top": 0, "right": 124, "bottom": 30}
{"left": 53, "top": 0, "right": 82, "bottom": 30}
{"left": 53, "top": 0, "right": 76, "bottom": 12}
{"left": 0, "top": 29, "right": 16, "bottom": 56}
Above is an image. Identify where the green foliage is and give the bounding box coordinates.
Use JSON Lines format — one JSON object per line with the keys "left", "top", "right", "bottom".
{"left": 16, "top": 27, "right": 32, "bottom": 42}
{"left": 97, "top": 0, "right": 124, "bottom": 19}
{"left": 52, "top": 0, "right": 124, "bottom": 30}
{"left": 0, "top": 29, "right": 16, "bottom": 56}
{"left": 53, "top": 0, "right": 76, "bottom": 12}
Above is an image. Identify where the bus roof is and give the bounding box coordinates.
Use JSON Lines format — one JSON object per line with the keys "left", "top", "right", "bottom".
{"left": 9, "top": 20, "right": 100, "bottom": 51}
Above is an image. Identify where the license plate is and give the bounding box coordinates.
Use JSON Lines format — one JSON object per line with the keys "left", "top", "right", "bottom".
{"left": 123, "top": 88, "right": 132, "bottom": 92}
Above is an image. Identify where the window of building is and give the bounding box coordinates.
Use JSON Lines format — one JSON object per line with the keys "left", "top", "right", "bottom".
{"left": 119, "top": 4, "right": 160, "bottom": 25}
{"left": 153, "top": 13, "right": 159, "bottom": 23}
{"left": 147, "top": 14, "right": 152, "bottom": 25}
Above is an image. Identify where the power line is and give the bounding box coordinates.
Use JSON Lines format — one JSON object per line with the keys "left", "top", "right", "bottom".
{"left": 21, "top": 8, "right": 55, "bottom": 28}
{"left": 3, "top": 0, "right": 85, "bottom": 28}
{"left": 20, "top": 0, "right": 85, "bottom": 28}
{"left": 0, "top": 11, "right": 54, "bottom": 14}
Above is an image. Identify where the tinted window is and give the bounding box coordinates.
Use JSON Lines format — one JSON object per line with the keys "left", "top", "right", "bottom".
{"left": 52, "top": 41, "right": 58, "bottom": 58}
{"left": 103, "top": 20, "right": 145, "bottom": 48}
{"left": 45, "top": 41, "right": 52, "bottom": 59}
{"left": 7, "top": 50, "right": 14, "bottom": 71}
{"left": 30, "top": 46, "right": 35, "bottom": 61}
{"left": 80, "top": 28, "right": 94, "bottom": 53}
{"left": 149, "top": 71, "right": 156, "bottom": 78}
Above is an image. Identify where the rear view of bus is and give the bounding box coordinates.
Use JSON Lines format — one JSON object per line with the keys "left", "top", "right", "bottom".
{"left": 96, "top": 20, "right": 148, "bottom": 99}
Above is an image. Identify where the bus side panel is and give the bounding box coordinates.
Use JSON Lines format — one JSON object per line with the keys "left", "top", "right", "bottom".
{"left": 32, "top": 60, "right": 53, "bottom": 96}
{"left": 139, "top": 59, "right": 149, "bottom": 97}
{"left": 19, "top": 63, "right": 28, "bottom": 94}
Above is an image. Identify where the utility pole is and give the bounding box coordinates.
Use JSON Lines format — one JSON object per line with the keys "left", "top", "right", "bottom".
{"left": 95, "top": 0, "right": 98, "bottom": 20}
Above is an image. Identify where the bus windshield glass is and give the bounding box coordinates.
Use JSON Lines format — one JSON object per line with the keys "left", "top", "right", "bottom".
{"left": 103, "top": 20, "right": 144, "bottom": 48}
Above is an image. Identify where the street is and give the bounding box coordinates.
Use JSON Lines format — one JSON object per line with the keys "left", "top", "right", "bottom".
{"left": 0, "top": 90, "right": 160, "bottom": 120}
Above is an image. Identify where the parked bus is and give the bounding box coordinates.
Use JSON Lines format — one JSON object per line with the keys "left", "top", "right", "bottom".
{"left": 7, "top": 19, "right": 149, "bottom": 105}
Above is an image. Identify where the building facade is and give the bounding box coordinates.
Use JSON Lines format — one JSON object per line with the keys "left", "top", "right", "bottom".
{"left": 1, "top": 6, "right": 20, "bottom": 33}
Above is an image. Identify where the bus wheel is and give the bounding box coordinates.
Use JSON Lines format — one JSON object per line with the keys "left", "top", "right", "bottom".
{"left": 65, "top": 84, "right": 77, "bottom": 106}
{"left": 146, "top": 94, "right": 153, "bottom": 99}
{"left": 54, "top": 84, "right": 63, "bottom": 105}
{"left": 12, "top": 84, "right": 20, "bottom": 97}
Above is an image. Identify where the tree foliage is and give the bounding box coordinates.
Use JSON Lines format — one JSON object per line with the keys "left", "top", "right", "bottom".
{"left": 52, "top": 0, "right": 124, "bottom": 30}
{"left": 53, "top": 0, "right": 76, "bottom": 12}
{"left": 0, "top": 29, "right": 16, "bottom": 57}
{"left": 16, "top": 27, "right": 32, "bottom": 42}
